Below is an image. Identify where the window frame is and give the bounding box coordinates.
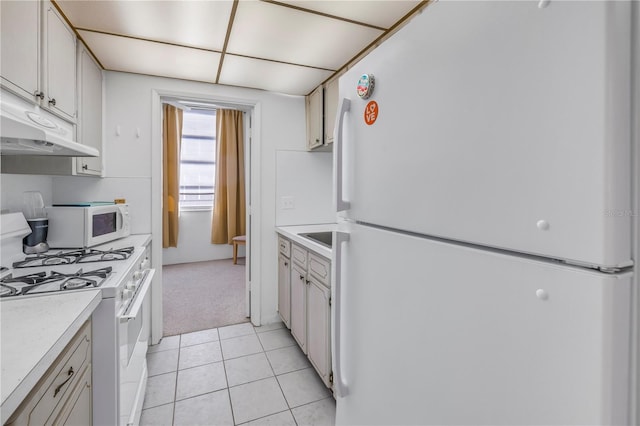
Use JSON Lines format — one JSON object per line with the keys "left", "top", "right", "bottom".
{"left": 178, "top": 108, "right": 217, "bottom": 212}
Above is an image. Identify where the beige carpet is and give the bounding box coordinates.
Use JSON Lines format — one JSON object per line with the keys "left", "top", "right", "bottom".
{"left": 162, "top": 258, "right": 248, "bottom": 336}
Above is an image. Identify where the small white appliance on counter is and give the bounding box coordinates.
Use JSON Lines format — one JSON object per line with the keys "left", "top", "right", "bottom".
{"left": 0, "top": 212, "right": 153, "bottom": 426}
{"left": 46, "top": 203, "right": 131, "bottom": 248}
{"left": 332, "top": 1, "right": 637, "bottom": 425}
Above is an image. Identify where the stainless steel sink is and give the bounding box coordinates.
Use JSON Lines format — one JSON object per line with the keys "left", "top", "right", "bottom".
{"left": 299, "top": 231, "right": 332, "bottom": 248}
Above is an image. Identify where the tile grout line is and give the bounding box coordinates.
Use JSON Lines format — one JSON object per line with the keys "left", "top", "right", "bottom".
{"left": 145, "top": 323, "right": 334, "bottom": 425}
{"left": 235, "top": 327, "right": 265, "bottom": 425}
{"left": 171, "top": 334, "right": 181, "bottom": 426}
{"left": 217, "top": 328, "right": 240, "bottom": 426}
{"left": 259, "top": 330, "right": 292, "bottom": 424}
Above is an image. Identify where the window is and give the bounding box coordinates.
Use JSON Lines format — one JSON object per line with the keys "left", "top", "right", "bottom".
{"left": 179, "top": 109, "right": 216, "bottom": 210}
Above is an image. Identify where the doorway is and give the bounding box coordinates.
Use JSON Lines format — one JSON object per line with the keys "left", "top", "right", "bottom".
{"left": 150, "top": 91, "right": 260, "bottom": 344}
{"left": 162, "top": 258, "right": 247, "bottom": 336}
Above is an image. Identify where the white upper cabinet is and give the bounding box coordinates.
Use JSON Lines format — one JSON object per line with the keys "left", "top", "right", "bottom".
{"left": 0, "top": 1, "right": 77, "bottom": 122}
{"left": 307, "top": 73, "right": 341, "bottom": 150}
{"left": 0, "top": 1, "right": 40, "bottom": 101}
{"left": 323, "top": 76, "right": 339, "bottom": 145}
{"left": 43, "top": 2, "right": 77, "bottom": 121}
{"left": 306, "top": 86, "right": 323, "bottom": 150}
{"left": 76, "top": 44, "right": 103, "bottom": 176}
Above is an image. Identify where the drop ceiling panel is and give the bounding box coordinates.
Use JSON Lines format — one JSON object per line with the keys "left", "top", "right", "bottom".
{"left": 281, "top": 0, "right": 422, "bottom": 29}
{"left": 228, "top": 1, "right": 383, "bottom": 70}
{"left": 78, "top": 31, "right": 221, "bottom": 83}
{"left": 58, "top": 1, "right": 232, "bottom": 51}
{"left": 219, "top": 55, "right": 332, "bottom": 96}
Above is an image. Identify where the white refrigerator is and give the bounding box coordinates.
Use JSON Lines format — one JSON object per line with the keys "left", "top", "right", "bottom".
{"left": 331, "top": 1, "right": 636, "bottom": 425}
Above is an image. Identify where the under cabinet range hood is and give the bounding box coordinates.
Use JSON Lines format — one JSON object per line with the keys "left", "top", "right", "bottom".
{"left": 0, "top": 90, "right": 98, "bottom": 157}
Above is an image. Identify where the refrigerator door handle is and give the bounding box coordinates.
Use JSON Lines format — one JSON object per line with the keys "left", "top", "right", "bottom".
{"left": 334, "top": 231, "right": 350, "bottom": 396}
{"left": 335, "top": 97, "right": 351, "bottom": 212}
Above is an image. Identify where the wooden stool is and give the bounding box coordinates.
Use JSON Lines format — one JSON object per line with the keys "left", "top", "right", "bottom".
{"left": 232, "top": 235, "right": 246, "bottom": 264}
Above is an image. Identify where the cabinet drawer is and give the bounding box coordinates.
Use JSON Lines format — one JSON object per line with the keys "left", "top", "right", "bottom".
{"left": 52, "top": 363, "right": 91, "bottom": 426}
{"left": 278, "top": 236, "right": 291, "bottom": 258}
{"left": 8, "top": 320, "right": 91, "bottom": 426}
{"left": 308, "top": 252, "right": 330, "bottom": 287}
{"left": 291, "top": 244, "right": 308, "bottom": 268}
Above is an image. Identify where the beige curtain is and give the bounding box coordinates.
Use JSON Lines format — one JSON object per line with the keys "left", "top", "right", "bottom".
{"left": 162, "top": 104, "right": 183, "bottom": 248}
{"left": 211, "top": 109, "right": 246, "bottom": 244}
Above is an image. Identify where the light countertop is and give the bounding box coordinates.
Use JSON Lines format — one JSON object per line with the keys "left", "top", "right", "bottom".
{"left": 1, "top": 290, "right": 102, "bottom": 423}
{"left": 93, "top": 233, "right": 151, "bottom": 251}
{"left": 276, "top": 224, "right": 338, "bottom": 259}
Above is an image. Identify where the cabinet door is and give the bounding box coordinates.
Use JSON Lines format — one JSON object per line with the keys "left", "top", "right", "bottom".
{"left": 307, "top": 277, "right": 331, "bottom": 387}
{"left": 0, "top": 0, "right": 40, "bottom": 101}
{"left": 306, "top": 87, "right": 323, "bottom": 150}
{"left": 290, "top": 262, "right": 307, "bottom": 353}
{"left": 324, "top": 77, "right": 339, "bottom": 145}
{"left": 278, "top": 253, "right": 291, "bottom": 328}
{"left": 76, "top": 45, "right": 103, "bottom": 176}
{"left": 53, "top": 364, "right": 92, "bottom": 426}
{"left": 43, "top": 2, "right": 76, "bottom": 121}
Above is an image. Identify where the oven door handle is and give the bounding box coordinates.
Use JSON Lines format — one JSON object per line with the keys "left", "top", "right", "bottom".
{"left": 120, "top": 269, "right": 155, "bottom": 321}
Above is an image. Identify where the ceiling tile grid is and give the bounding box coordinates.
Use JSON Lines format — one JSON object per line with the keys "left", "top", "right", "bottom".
{"left": 59, "top": 0, "right": 233, "bottom": 51}
{"left": 55, "top": 0, "right": 426, "bottom": 96}
{"left": 227, "top": 0, "right": 383, "bottom": 71}
{"left": 219, "top": 54, "right": 333, "bottom": 95}
{"left": 78, "top": 30, "right": 221, "bottom": 84}
{"left": 278, "top": 0, "right": 422, "bottom": 29}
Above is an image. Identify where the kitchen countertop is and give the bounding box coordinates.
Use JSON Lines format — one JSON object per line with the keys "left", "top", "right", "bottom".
{"left": 94, "top": 233, "right": 151, "bottom": 251}
{"left": 0, "top": 290, "right": 102, "bottom": 423}
{"left": 276, "top": 224, "right": 338, "bottom": 259}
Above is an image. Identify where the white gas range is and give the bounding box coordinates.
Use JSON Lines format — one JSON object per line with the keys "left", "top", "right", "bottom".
{"left": 0, "top": 212, "right": 154, "bottom": 426}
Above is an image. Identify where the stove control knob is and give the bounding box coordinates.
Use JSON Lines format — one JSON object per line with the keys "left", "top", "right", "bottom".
{"left": 123, "top": 289, "right": 133, "bottom": 299}
{"left": 126, "top": 281, "right": 137, "bottom": 291}
{"left": 133, "top": 271, "right": 143, "bottom": 281}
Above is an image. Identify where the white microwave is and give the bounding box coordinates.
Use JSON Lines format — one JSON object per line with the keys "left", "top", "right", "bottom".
{"left": 46, "top": 204, "right": 131, "bottom": 248}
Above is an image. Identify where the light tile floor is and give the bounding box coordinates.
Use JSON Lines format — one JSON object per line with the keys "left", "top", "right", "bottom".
{"left": 141, "top": 321, "right": 336, "bottom": 426}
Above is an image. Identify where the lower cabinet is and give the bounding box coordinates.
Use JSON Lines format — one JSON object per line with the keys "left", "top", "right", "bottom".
{"left": 279, "top": 236, "right": 333, "bottom": 389}
{"left": 6, "top": 320, "right": 92, "bottom": 426}
{"left": 306, "top": 275, "right": 331, "bottom": 386}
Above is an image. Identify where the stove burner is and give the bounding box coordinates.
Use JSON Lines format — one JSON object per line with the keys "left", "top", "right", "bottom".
{"left": 62, "top": 277, "right": 98, "bottom": 290}
{"left": 12, "top": 253, "right": 79, "bottom": 268}
{"left": 0, "top": 284, "right": 18, "bottom": 297}
{"left": 0, "top": 267, "right": 113, "bottom": 297}
{"left": 13, "top": 247, "right": 134, "bottom": 268}
{"left": 77, "top": 247, "right": 134, "bottom": 263}
{"left": 59, "top": 267, "right": 113, "bottom": 291}
{"left": 0, "top": 271, "right": 48, "bottom": 285}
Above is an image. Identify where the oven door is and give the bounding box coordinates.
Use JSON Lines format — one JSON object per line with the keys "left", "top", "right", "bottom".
{"left": 118, "top": 268, "right": 155, "bottom": 426}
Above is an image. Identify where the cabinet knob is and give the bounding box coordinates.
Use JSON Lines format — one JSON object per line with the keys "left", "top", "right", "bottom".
{"left": 82, "top": 164, "right": 88, "bottom": 170}
{"left": 48, "top": 98, "right": 57, "bottom": 106}
{"left": 299, "top": 274, "right": 304, "bottom": 280}
{"left": 34, "top": 91, "right": 45, "bottom": 100}
{"left": 284, "top": 261, "right": 288, "bottom": 266}
{"left": 306, "top": 279, "right": 310, "bottom": 285}
{"left": 315, "top": 138, "right": 320, "bottom": 143}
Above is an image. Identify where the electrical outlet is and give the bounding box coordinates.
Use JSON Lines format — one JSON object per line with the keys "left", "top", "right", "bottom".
{"left": 281, "top": 196, "right": 295, "bottom": 210}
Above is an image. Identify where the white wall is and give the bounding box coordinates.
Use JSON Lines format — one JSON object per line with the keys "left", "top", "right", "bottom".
{"left": 162, "top": 211, "right": 242, "bottom": 265}
{"left": 275, "top": 150, "right": 334, "bottom": 226}
{"left": 0, "top": 174, "right": 53, "bottom": 213}
{"left": 56, "top": 71, "right": 308, "bottom": 327}
{"left": 52, "top": 176, "right": 151, "bottom": 234}
{"left": 1, "top": 71, "right": 333, "bottom": 328}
